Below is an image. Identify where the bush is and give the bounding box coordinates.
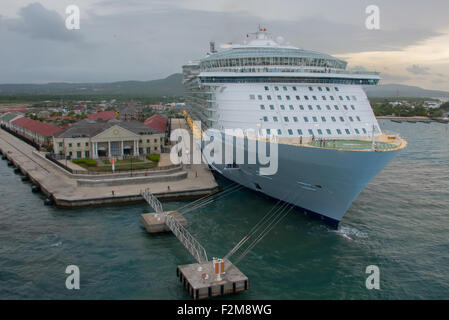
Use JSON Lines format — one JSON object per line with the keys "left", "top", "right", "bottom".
{"left": 147, "top": 154, "right": 160, "bottom": 162}
{"left": 73, "top": 158, "right": 97, "bottom": 167}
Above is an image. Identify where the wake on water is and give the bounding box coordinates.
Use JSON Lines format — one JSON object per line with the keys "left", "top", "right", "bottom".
{"left": 331, "top": 224, "right": 368, "bottom": 241}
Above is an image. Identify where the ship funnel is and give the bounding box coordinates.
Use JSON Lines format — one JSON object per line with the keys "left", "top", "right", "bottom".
{"left": 209, "top": 41, "right": 217, "bottom": 53}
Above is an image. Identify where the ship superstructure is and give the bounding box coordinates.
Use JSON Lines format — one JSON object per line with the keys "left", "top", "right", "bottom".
{"left": 183, "top": 28, "right": 406, "bottom": 227}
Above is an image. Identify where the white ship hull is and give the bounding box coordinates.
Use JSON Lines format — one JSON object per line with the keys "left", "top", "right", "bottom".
{"left": 199, "top": 135, "right": 398, "bottom": 227}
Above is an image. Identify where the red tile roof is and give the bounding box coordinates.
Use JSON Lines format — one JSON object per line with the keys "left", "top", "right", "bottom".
{"left": 11, "top": 117, "right": 63, "bottom": 137}
{"left": 87, "top": 110, "right": 118, "bottom": 121}
{"left": 45, "top": 116, "right": 74, "bottom": 121}
{"left": 144, "top": 114, "right": 167, "bottom": 133}
{"left": 0, "top": 108, "right": 28, "bottom": 113}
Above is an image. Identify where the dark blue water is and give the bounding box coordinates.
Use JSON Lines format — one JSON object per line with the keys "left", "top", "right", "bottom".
{"left": 0, "top": 120, "right": 448, "bottom": 299}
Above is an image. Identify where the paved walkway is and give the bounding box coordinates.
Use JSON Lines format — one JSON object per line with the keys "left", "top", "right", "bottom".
{"left": 62, "top": 160, "right": 88, "bottom": 171}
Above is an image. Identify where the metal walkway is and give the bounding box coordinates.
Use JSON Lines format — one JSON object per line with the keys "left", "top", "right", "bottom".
{"left": 166, "top": 214, "right": 208, "bottom": 263}
{"left": 141, "top": 188, "right": 208, "bottom": 264}
{"left": 141, "top": 188, "right": 163, "bottom": 213}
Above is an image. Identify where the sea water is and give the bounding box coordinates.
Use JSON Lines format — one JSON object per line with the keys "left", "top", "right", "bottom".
{"left": 0, "top": 120, "right": 448, "bottom": 299}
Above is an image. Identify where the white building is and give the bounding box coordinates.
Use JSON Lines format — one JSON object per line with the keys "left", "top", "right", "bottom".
{"left": 53, "top": 119, "right": 165, "bottom": 159}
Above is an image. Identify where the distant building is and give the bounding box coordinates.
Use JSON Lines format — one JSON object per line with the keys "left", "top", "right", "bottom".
{"left": 73, "top": 105, "right": 87, "bottom": 114}
{"left": 118, "top": 105, "right": 142, "bottom": 120}
{"left": 0, "top": 108, "right": 28, "bottom": 114}
{"left": 149, "top": 104, "right": 171, "bottom": 112}
{"left": 53, "top": 119, "right": 164, "bottom": 159}
{"left": 37, "top": 110, "right": 51, "bottom": 118}
{"left": 87, "top": 110, "right": 118, "bottom": 121}
{"left": 174, "top": 103, "right": 186, "bottom": 111}
{"left": 144, "top": 114, "right": 168, "bottom": 133}
{"left": 423, "top": 101, "right": 441, "bottom": 109}
{"left": 10, "top": 117, "right": 62, "bottom": 146}
{"left": 95, "top": 105, "right": 108, "bottom": 112}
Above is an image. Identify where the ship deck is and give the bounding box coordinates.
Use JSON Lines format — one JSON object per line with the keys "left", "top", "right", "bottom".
{"left": 185, "top": 115, "right": 407, "bottom": 152}
{"left": 277, "top": 133, "right": 407, "bottom": 151}
{"left": 307, "top": 138, "right": 400, "bottom": 151}
{"left": 303, "top": 133, "right": 407, "bottom": 151}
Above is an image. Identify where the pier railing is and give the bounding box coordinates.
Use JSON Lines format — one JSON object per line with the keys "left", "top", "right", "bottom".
{"left": 141, "top": 188, "right": 208, "bottom": 264}
{"left": 45, "top": 153, "right": 180, "bottom": 175}
{"left": 141, "top": 188, "right": 163, "bottom": 213}
{"left": 1, "top": 125, "right": 40, "bottom": 150}
{"left": 165, "top": 214, "right": 209, "bottom": 264}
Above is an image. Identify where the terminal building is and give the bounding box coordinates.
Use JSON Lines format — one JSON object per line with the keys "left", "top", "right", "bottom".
{"left": 0, "top": 113, "right": 23, "bottom": 128}
{"left": 9, "top": 117, "right": 63, "bottom": 146}
{"left": 53, "top": 119, "right": 164, "bottom": 159}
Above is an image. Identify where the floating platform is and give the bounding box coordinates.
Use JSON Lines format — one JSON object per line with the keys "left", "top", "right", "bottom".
{"left": 141, "top": 211, "right": 187, "bottom": 234}
{"left": 177, "top": 259, "right": 249, "bottom": 300}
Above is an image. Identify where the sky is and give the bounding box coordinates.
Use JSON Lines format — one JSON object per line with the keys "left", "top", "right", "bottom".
{"left": 0, "top": 0, "right": 448, "bottom": 90}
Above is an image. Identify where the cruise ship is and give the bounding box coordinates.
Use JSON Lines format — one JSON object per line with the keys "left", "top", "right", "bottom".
{"left": 182, "top": 28, "right": 407, "bottom": 227}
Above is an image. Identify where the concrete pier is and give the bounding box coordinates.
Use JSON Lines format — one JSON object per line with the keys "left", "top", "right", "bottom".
{"left": 141, "top": 211, "right": 187, "bottom": 233}
{"left": 0, "top": 121, "right": 218, "bottom": 207}
{"left": 177, "top": 259, "right": 249, "bottom": 300}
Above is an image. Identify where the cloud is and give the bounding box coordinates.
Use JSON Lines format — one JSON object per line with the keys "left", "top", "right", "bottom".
{"left": 5, "top": 2, "right": 83, "bottom": 42}
{"left": 0, "top": 0, "right": 448, "bottom": 87}
{"left": 406, "top": 64, "right": 431, "bottom": 75}
{"left": 348, "top": 65, "right": 367, "bottom": 72}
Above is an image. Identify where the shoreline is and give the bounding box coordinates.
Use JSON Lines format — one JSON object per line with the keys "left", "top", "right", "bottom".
{"left": 376, "top": 116, "right": 449, "bottom": 123}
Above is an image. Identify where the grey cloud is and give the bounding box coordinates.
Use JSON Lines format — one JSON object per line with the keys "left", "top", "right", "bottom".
{"left": 0, "top": 1, "right": 446, "bottom": 84}
{"left": 6, "top": 2, "right": 83, "bottom": 42}
{"left": 407, "top": 65, "right": 431, "bottom": 75}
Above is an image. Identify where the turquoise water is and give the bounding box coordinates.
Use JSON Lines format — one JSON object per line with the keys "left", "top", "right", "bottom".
{"left": 0, "top": 120, "right": 448, "bottom": 299}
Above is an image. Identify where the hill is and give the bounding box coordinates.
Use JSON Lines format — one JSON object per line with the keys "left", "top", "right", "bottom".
{"left": 0, "top": 73, "right": 184, "bottom": 97}
{"left": 2, "top": 75, "right": 449, "bottom": 100}
{"left": 364, "top": 84, "right": 449, "bottom": 99}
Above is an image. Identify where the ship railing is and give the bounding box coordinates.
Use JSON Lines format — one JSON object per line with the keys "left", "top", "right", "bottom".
{"left": 201, "top": 67, "right": 380, "bottom": 76}
{"left": 303, "top": 134, "right": 403, "bottom": 151}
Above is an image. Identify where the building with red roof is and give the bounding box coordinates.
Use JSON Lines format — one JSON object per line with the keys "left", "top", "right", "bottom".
{"left": 73, "top": 105, "right": 87, "bottom": 113}
{"left": 95, "top": 105, "right": 108, "bottom": 111}
{"left": 0, "top": 108, "right": 28, "bottom": 114}
{"left": 87, "top": 110, "right": 118, "bottom": 121}
{"left": 144, "top": 114, "right": 167, "bottom": 133}
{"left": 10, "top": 117, "right": 63, "bottom": 146}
